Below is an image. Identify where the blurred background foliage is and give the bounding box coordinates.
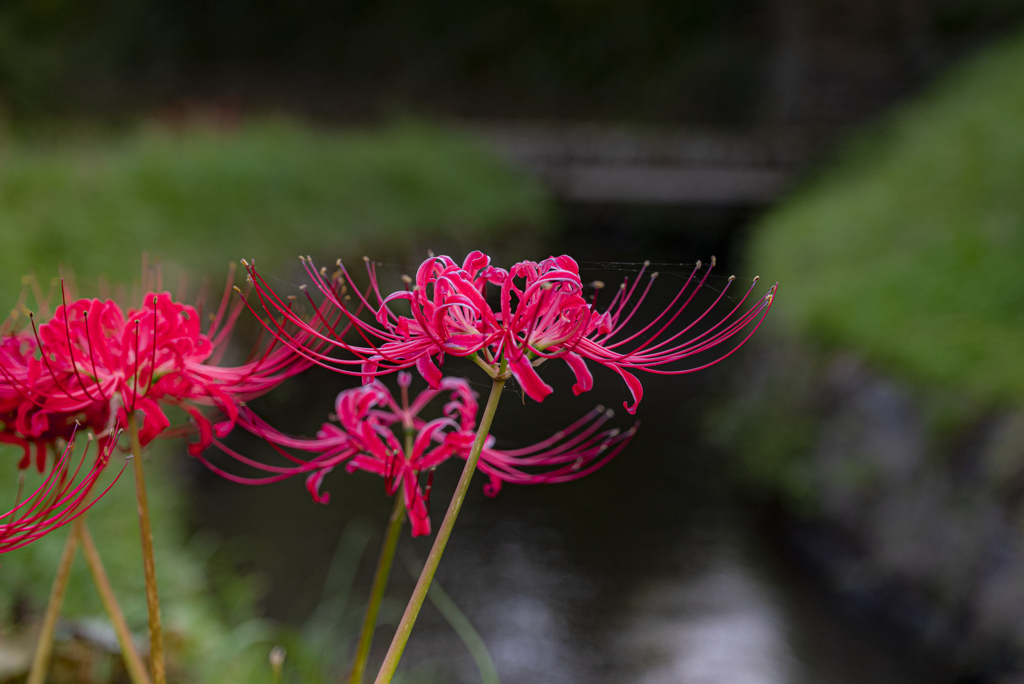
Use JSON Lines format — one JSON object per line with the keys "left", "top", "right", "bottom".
{"left": 0, "top": 0, "right": 1021, "bottom": 123}
{"left": 0, "top": 119, "right": 549, "bottom": 304}
{"left": 716, "top": 27, "right": 1024, "bottom": 503}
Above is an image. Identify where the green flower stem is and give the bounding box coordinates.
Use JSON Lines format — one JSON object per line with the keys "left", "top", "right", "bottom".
{"left": 373, "top": 375, "right": 507, "bottom": 684}
{"left": 26, "top": 524, "right": 79, "bottom": 684}
{"left": 77, "top": 519, "right": 153, "bottom": 684}
{"left": 127, "top": 411, "right": 166, "bottom": 684}
{"left": 349, "top": 494, "right": 406, "bottom": 684}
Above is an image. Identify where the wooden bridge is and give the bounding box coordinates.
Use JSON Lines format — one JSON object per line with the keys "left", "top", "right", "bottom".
{"left": 479, "top": 126, "right": 806, "bottom": 206}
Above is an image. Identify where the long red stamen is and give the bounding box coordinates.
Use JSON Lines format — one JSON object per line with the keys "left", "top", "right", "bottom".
{"left": 243, "top": 266, "right": 404, "bottom": 373}
{"left": 626, "top": 275, "right": 746, "bottom": 359}
{"left": 60, "top": 280, "right": 99, "bottom": 401}
{"left": 130, "top": 320, "right": 141, "bottom": 411}
{"left": 606, "top": 263, "right": 713, "bottom": 351}
{"left": 82, "top": 311, "right": 109, "bottom": 402}
{"left": 29, "top": 313, "right": 75, "bottom": 400}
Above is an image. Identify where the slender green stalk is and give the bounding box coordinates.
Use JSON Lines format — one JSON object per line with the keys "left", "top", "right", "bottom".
{"left": 373, "top": 375, "right": 506, "bottom": 684}
{"left": 348, "top": 495, "right": 406, "bottom": 684}
{"left": 77, "top": 519, "right": 153, "bottom": 684}
{"left": 27, "top": 525, "right": 79, "bottom": 684}
{"left": 401, "top": 549, "right": 499, "bottom": 684}
{"left": 127, "top": 411, "right": 166, "bottom": 684}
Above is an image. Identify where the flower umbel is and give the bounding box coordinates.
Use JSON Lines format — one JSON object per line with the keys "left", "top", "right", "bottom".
{"left": 241, "top": 252, "right": 775, "bottom": 413}
{"left": 0, "top": 269, "right": 313, "bottom": 467}
{"left": 207, "top": 372, "right": 636, "bottom": 536}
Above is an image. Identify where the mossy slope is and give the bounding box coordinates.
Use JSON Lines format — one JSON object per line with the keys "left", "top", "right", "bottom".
{"left": 750, "top": 32, "right": 1024, "bottom": 403}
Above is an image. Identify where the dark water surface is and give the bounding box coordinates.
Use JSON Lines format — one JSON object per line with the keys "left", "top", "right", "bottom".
{"left": 191, "top": 209, "right": 947, "bottom": 683}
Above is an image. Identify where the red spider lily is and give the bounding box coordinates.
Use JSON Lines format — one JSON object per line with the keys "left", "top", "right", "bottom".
{"left": 240, "top": 251, "right": 775, "bottom": 414}
{"left": 1, "top": 423, "right": 125, "bottom": 553}
{"left": 0, "top": 274, "right": 313, "bottom": 466}
{"left": 205, "top": 373, "right": 636, "bottom": 536}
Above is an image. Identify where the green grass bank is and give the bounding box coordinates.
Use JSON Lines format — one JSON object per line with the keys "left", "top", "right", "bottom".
{"left": 0, "top": 118, "right": 550, "bottom": 302}
{"left": 749, "top": 31, "right": 1024, "bottom": 406}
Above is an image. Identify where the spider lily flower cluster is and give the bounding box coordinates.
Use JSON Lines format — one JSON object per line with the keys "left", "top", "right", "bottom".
{"left": 209, "top": 372, "right": 636, "bottom": 536}
{"left": 0, "top": 273, "right": 313, "bottom": 546}
{"left": 241, "top": 251, "right": 776, "bottom": 414}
